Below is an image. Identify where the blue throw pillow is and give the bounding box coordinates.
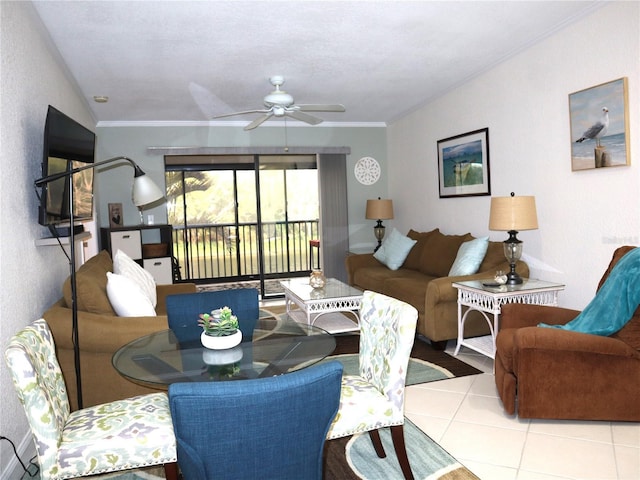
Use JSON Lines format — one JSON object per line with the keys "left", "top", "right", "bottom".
{"left": 448, "top": 237, "right": 489, "bottom": 276}
{"left": 373, "top": 228, "right": 417, "bottom": 271}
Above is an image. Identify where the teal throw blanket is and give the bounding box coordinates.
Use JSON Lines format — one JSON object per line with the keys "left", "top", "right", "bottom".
{"left": 539, "top": 248, "right": 640, "bottom": 336}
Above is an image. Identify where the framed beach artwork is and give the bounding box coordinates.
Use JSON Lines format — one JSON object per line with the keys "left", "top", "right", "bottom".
{"left": 569, "top": 77, "right": 629, "bottom": 171}
{"left": 437, "top": 128, "right": 491, "bottom": 198}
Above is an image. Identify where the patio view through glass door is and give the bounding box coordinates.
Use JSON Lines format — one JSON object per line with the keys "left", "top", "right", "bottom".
{"left": 165, "top": 155, "right": 319, "bottom": 298}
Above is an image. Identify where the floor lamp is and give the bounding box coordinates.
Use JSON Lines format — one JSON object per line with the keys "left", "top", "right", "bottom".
{"left": 34, "top": 156, "right": 164, "bottom": 408}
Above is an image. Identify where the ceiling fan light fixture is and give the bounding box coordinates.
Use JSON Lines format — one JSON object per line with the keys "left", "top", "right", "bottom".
{"left": 264, "top": 91, "right": 293, "bottom": 107}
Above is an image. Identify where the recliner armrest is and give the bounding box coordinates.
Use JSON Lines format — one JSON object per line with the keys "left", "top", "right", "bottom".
{"left": 500, "top": 303, "right": 580, "bottom": 330}
{"left": 512, "top": 326, "right": 640, "bottom": 358}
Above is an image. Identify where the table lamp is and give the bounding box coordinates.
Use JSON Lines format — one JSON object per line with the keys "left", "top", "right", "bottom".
{"left": 488, "top": 192, "right": 538, "bottom": 285}
{"left": 365, "top": 198, "right": 394, "bottom": 252}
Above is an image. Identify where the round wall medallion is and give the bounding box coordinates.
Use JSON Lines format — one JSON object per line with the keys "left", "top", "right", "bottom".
{"left": 354, "top": 157, "right": 381, "bottom": 185}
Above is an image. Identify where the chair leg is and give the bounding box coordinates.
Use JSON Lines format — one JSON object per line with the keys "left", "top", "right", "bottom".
{"left": 391, "top": 425, "right": 414, "bottom": 480}
{"left": 164, "top": 461, "right": 179, "bottom": 480}
{"left": 368, "top": 429, "right": 387, "bottom": 458}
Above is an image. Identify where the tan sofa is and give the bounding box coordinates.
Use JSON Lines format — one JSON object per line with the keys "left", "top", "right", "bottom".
{"left": 346, "top": 228, "right": 529, "bottom": 349}
{"left": 43, "top": 250, "right": 197, "bottom": 410}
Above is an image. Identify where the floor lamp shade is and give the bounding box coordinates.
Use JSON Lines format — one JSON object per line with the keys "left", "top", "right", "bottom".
{"left": 132, "top": 165, "right": 165, "bottom": 206}
{"left": 489, "top": 193, "right": 538, "bottom": 285}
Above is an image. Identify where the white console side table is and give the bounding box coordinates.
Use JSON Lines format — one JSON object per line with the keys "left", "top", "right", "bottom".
{"left": 453, "top": 279, "right": 565, "bottom": 359}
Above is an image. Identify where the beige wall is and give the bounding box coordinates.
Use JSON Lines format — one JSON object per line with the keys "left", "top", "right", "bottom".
{"left": 388, "top": 1, "right": 639, "bottom": 310}
{"left": 0, "top": 2, "right": 95, "bottom": 477}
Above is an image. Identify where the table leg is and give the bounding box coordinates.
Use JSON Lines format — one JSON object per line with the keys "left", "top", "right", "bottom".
{"left": 454, "top": 300, "right": 463, "bottom": 356}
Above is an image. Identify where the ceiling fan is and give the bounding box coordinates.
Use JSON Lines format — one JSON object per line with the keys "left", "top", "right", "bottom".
{"left": 213, "top": 76, "right": 345, "bottom": 130}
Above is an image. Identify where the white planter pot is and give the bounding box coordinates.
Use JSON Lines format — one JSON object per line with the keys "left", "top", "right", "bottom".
{"left": 202, "top": 346, "right": 244, "bottom": 365}
{"left": 200, "top": 330, "right": 242, "bottom": 350}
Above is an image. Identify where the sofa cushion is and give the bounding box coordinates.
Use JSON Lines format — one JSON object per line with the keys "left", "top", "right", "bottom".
{"left": 478, "top": 241, "right": 507, "bottom": 272}
{"left": 382, "top": 272, "right": 436, "bottom": 314}
{"left": 373, "top": 228, "right": 417, "bottom": 270}
{"left": 402, "top": 228, "right": 438, "bottom": 270}
{"left": 419, "top": 230, "right": 473, "bottom": 277}
{"left": 63, "top": 250, "right": 115, "bottom": 315}
{"left": 449, "top": 237, "right": 489, "bottom": 276}
{"left": 352, "top": 266, "right": 409, "bottom": 292}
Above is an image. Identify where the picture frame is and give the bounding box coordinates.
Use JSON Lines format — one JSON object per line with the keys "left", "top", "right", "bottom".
{"left": 108, "top": 202, "right": 123, "bottom": 228}
{"left": 437, "top": 128, "right": 491, "bottom": 198}
{"left": 569, "top": 77, "right": 629, "bottom": 171}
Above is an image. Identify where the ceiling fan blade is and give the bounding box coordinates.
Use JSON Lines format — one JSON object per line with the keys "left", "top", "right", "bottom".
{"left": 287, "top": 110, "right": 323, "bottom": 125}
{"left": 296, "top": 104, "right": 346, "bottom": 112}
{"left": 212, "top": 108, "right": 270, "bottom": 120}
{"left": 244, "top": 113, "right": 273, "bottom": 130}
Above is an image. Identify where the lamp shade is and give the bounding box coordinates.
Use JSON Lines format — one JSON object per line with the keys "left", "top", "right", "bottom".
{"left": 132, "top": 174, "right": 165, "bottom": 207}
{"left": 131, "top": 163, "right": 165, "bottom": 207}
{"left": 489, "top": 195, "right": 538, "bottom": 231}
{"left": 365, "top": 199, "right": 394, "bottom": 220}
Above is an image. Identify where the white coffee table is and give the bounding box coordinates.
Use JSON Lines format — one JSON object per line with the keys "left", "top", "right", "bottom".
{"left": 453, "top": 278, "right": 565, "bottom": 359}
{"left": 280, "top": 278, "right": 362, "bottom": 334}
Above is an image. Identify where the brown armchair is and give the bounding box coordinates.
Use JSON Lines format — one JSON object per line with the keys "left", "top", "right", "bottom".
{"left": 495, "top": 246, "right": 640, "bottom": 421}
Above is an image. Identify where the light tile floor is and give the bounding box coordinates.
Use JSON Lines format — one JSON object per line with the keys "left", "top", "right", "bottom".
{"left": 405, "top": 346, "right": 640, "bottom": 480}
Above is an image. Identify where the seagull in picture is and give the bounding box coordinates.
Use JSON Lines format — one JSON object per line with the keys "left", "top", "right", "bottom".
{"left": 576, "top": 107, "right": 609, "bottom": 146}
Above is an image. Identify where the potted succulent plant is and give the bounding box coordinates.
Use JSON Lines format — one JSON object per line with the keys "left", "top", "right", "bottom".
{"left": 198, "top": 306, "right": 242, "bottom": 350}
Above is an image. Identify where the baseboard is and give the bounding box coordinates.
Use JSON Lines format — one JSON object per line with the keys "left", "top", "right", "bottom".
{"left": 1, "top": 433, "right": 35, "bottom": 480}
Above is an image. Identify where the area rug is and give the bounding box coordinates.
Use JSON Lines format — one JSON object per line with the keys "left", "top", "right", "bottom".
{"left": 325, "top": 418, "right": 479, "bottom": 480}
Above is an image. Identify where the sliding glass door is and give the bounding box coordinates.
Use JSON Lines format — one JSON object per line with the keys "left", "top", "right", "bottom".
{"left": 165, "top": 155, "right": 319, "bottom": 298}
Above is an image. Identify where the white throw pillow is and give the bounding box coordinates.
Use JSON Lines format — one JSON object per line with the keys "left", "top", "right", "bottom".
{"left": 106, "top": 272, "right": 157, "bottom": 317}
{"left": 448, "top": 237, "right": 489, "bottom": 276}
{"left": 373, "top": 228, "right": 418, "bottom": 271}
{"left": 113, "top": 249, "right": 157, "bottom": 308}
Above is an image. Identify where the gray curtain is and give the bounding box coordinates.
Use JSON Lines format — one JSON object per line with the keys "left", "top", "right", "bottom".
{"left": 318, "top": 154, "right": 349, "bottom": 283}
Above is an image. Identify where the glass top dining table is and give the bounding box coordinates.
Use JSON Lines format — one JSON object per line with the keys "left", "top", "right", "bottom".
{"left": 112, "top": 315, "right": 336, "bottom": 386}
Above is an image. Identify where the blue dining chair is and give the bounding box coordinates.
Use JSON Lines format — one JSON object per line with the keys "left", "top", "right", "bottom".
{"left": 166, "top": 288, "right": 260, "bottom": 344}
{"left": 168, "top": 361, "right": 343, "bottom": 480}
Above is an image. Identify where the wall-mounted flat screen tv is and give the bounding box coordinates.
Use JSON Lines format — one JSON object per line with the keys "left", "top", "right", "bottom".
{"left": 38, "top": 105, "right": 96, "bottom": 227}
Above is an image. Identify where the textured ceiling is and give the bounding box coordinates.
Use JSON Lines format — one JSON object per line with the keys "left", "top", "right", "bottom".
{"left": 32, "top": 0, "right": 603, "bottom": 127}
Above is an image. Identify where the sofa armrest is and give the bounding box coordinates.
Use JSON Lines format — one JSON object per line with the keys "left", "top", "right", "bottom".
{"left": 345, "top": 253, "right": 381, "bottom": 285}
{"left": 44, "top": 305, "right": 170, "bottom": 354}
{"left": 500, "top": 303, "right": 580, "bottom": 330}
{"left": 156, "top": 282, "right": 197, "bottom": 314}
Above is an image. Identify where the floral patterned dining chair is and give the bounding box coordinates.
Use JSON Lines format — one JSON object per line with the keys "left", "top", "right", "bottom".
{"left": 326, "top": 290, "right": 418, "bottom": 480}
{"left": 4, "top": 319, "right": 179, "bottom": 480}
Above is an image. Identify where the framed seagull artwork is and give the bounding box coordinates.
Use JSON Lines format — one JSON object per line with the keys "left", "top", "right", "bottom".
{"left": 569, "top": 77, "right": 629, "bottom": 171}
